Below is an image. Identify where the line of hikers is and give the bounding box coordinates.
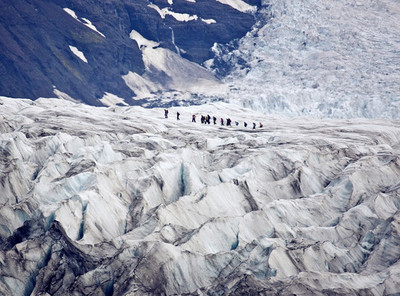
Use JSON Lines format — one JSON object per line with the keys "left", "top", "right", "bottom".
{"left": 164, "top": 109, "right": 263, "bottom": 129}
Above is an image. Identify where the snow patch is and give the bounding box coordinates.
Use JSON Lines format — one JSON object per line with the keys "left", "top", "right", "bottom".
{"left": 201, "top": 18, "right": 216, "bottom": 24}
{"left": 129, "top": 30, "right": 159, "bottom": 48}
{"left": 69, "top": 45, "right": 88, "bottom": 63}
{"left": 53, "top": 88, "right": 79, "bottom": 103}
{"left": 100, "top": 92, "right": 128, "bottom": 107}
{"left": 148, "top": 3, "right": 200, "bottom": 22}
{"left": 63, "top": 7, "right": 78, "bottom": 19}
{"left": 127, "top": 29, "right": 226, "bottom": 99}
{"left": 80, "top": 18, "right": 106, "bottom": 38}
{"left": 63, "top": 8, "right": 105, "bottom": 38}
{"left": 122, "top": 71, "right": 158, "bottom": 100}
{"left": 216, "top": 0, "right": 257, "bottom": 13}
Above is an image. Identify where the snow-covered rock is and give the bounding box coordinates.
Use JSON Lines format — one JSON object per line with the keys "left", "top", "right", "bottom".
{"left": 0, "top": 96, "right": 399, "bottom": 295}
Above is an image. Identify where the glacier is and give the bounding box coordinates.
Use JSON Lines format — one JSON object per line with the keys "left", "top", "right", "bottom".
{"left": 1, "top": 96, "right": 400, "bottom": 295}
{"left": 214, "top": 0, "right": 400, "bottom": 119}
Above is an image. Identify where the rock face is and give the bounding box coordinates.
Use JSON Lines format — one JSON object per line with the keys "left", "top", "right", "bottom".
{"left": 0, "top": 0, "right": 259, "bottom": 105}
{"left": 1, "top": 96, "right": 400, "bottom": 295}
{"left": 219, "top": 0, "right": 400, "bottom": 119}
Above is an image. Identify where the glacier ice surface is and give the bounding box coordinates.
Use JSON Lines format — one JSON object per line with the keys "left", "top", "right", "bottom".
{"left": 215, "top": 0, "right": 400, "bottom": 119}
{"left": 0, "top": 96, "right": 400, "bottom": 294}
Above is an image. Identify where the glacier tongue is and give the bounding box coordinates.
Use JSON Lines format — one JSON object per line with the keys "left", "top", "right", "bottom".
{"left": 219, "top": 0, "right": 400, "bottom": 119}
{"left": 1, "top": 96, "right": 400, "bottom": 295}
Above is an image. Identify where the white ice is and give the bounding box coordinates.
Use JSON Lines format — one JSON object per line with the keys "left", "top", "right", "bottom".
{"left": 0, "top": 96, "right": 399, "bottom": 294}
{"left": 218, "top": 0, "right": 400, "bottom": 119}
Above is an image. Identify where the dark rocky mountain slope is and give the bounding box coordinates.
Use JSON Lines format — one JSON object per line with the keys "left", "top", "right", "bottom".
{"left": 0, "top": 0, "right": 260, "bottom": 105}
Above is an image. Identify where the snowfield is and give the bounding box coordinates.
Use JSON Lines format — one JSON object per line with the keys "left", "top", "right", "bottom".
{"left": 1, "top": 96, "right": 400, "bottom": 295}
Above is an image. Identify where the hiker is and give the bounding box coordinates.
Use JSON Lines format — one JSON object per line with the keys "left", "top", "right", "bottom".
{"left": 192, "top": 114, "right": 196, "bottom": 122}
{"left": 235, "top": 121, "right": 239, "bottom": 126}
{"left": 221, "top": 118, "right": 224, "bottom": 126}
{"left": 164, "top": 109, "right": 168, "bottom": 118}
{"left": 253, "top": 122, "right": 256, "bottom": 129}
{"left": 201, "top": 115, "right": 205, "bottom": 124}
{"left": 259, "top": 122, "right": 263, "bottom": 128}
{"left": 213, "top": 116, "right": 217, "bottom": 124}
{"left": 177, "top": 112, "right": 180, "bottom": 120}
{"left": 244, "top": 122, "right": 247, "bottom": 127}
{"left": 227, "top": 118, "right": 231, "bottom": 126}
{"left": 206, "top": 115, "right": 211, "bottom": 124}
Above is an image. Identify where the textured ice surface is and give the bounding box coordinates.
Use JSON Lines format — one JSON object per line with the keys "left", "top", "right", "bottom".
{"left": 218, "top": 0, "right": 400, "bottom": 119}
{"left": 0, "top": 97, "right": 400, "bottom": 295}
